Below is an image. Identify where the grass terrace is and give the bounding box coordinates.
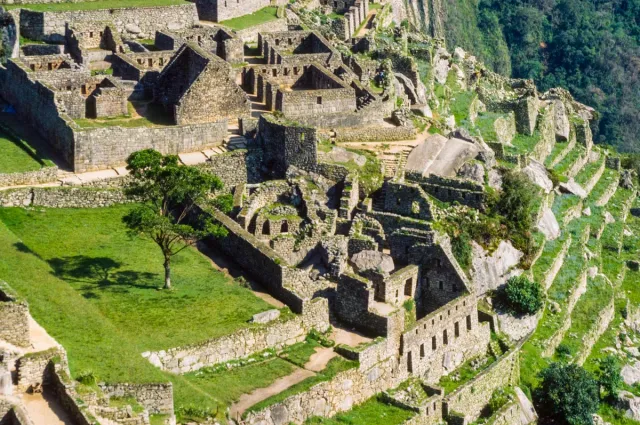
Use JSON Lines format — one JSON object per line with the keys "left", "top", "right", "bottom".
{"left": 303, "top": 396, "right": 415, "bottom": 425}
{"left": 220, "top": 6, "right": 279, "bottom": 30}
{"left": 449, "top": 91, "right": 477, "bottom": 124}
{"left": 0, "top": 205, "right": 322, "bottom": 422}
{"left": 438, "top": 354, "right": 497, "bottom": 394}
{"left": 552, "top": 144, "right": 585, "bottom": 176}
{"left": 551, "top": 193, "right": 581, "bottom": 221}
{"left": 586, "top": 168, "right": 618, "bottom": 205}
{"left": 530, "top": 232, "right": 570, "bottom": 285}
{"left": 74, "top": 102, "right": 173, "bottom": 129}
{"left": 0, "top": 206, "right": 274, "bottom": 371}
{"left": 574, "top": 153, "right": 605, "bottom": 187}
{"left": 555, "top": 275, "right": 613, "bottom": 361}
{"left": 5, "top": 0, "right": 190, "bottom": 11}
{"left": 507, "top": 132, "right": 542, "bottom": 156}
{"left": 544, "top": 140, "right": 571, "bottom": 168}
{"left": 244, "top": 356, "right": 358, "bottom": 416}
{"left": 0, "top": 129, "right": 53, "bottom": 174}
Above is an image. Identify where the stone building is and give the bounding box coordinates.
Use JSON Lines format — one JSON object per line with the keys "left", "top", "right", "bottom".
{"left": 155, "top": 25, "right": 244, "bottom": 64}
{"left": 154, "top": 43, "right": 250, "bottom": 125}
{"left": 193, "top": 0, "right": 287, "bottom": 22}
{"left": 65, "top": 22, "right": 128, "bottom": 65}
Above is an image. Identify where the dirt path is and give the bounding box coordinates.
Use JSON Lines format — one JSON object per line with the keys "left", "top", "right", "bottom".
{"left": 228, "top": 346, "right": 337, "bottom": 419}
{"left": 20, "top": 392, "right": 73, "bottom": 425}
{"left": 228, "top": 368, "right": 314, "bottom": 421}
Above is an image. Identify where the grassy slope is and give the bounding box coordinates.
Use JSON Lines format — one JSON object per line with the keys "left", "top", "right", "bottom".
{"left": 0, "top": 131, "right": 46, "bottom": 174}
{"left": 303, "top": 396, "right": 415, "bottom": 425}
{"left": 220, "top": 6, "right": 279, "bottom": 31}
{"left": 5, "top": 0, "right": 189, "bottom": 11}
{"left": 0, "top": 206, "right": 317, "bottom": 420}
{"left": 0, "top": 206, "right": 272, "bottom": 352}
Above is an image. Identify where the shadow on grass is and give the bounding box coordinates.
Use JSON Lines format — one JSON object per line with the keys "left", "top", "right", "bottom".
{"left": 13, "top": 242, "right": 44, "bottom": 260}
{"left": 47, "top": 255, "right": 160, "bottom": 294}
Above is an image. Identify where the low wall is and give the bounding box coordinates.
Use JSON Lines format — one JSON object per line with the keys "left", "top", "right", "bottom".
{"left": 333, "top": 125, "right": 416, "bottom": 143}
{"left": 98, "top": 383, "right": 174, "bottom": 416}
{"left": 0, "top": 186, "right": 130, "bottom": 208}
{"left": 0, "top": 283, "right": 30, "bottom": 347}
{"left": 46, "top": 364, "right": 93, "bottom": 425}
{"left": 486, "top": 400, "right": 525, "bottom": 425}
{"left": 0, "top": 166, "right": 57, "bottom": 188}
{"left": 442, "top": 342, "right": 521, "bottom": 422}
{"left": 0, "top": 404, "right": 34, "bottom": 425}
{"left": 16, "top": 347, "right": 66, "bottom": 392}
{"left": 235, "top": 18, "right": 288, "bottom": 43}
{"left": 244, "top": 356, "right": 402, "bottom": 425}
{"left": 19, "top": 5, "right": 198, "bottom": 42}
{"left": 145, "top": 298, "right": 330, "bottom": 374}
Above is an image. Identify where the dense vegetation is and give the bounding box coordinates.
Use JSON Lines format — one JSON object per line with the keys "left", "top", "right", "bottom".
{"left": 441, "top": 0, "right": 640, "bottom": 152}
{"left": 499, "top": 275, "right": 545, "bottom": 316}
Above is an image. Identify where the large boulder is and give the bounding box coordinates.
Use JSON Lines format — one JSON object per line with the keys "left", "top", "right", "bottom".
{"left": 622, "top": 361, "right": 640, "bottom": 386}
{"left": 621, "top": 170, "right": 635, "bottom": 189}
{"left": 618, "top": 391, "right": 640, "bottom": 421}
{"left": 0, "top": 9, "right": 18, "bottom": 61}
{"left": 324, "top": 147, "right": 367, "bottom": 167}
{"left": 537, "top": 207, "right": 560, "bottom": 240}
{"left": 471, "top": 241, "right": 523, "bottom": 295}
{"left": 523, "top": 160, "right": 553, "bottom": 193}
{"left": 433, "top": 47, "right": 451, "bottom": 84}
{"left": 351, "top": 250, "right": 395, "bottom": 275}
{"left": 456, "top": 162, "right": 484, "bottom": 184}
{"left": 515, "top": 387, "right": 538, "bottom": 425}
{"left": 553, "top": 99, "right": 571, "bottom": 141}
{"left": 559, "top": 179, "right": 588, "bottom": 199}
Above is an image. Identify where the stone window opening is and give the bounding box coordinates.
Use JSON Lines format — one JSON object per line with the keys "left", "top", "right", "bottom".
{"left": 48, "top": 63, "right": 53, "bottom": 71}
{"left": 443, "top": 330, "right": 448, "bottom": 345}
{"left": 99, "top": 31, "right": 103, "bottom": 37}
{"left": 281, "top": 221, "right": 289, "bottom": 233}
{"left": 272, "top": 69, "right": 277, "bottom": 77}
{"left": 466, "top": 315, "right": 472, "bottom": 330}
{"left": 438, "top": 281, "right": 443, "bottom": 290}
{"left": 455, "top": 322, "right": 460, "bottom": 338}
{"left": 423, "top": 324, "right": 427, "bottom": 330}
{"left": 404, "top": 278, "right": 413, "bottom": 296}
{"left": 395, "top": 289, "right": 399, "bottom": 299}
{"left": 293, "top": 67, "right": 299, "bottom": 75}
{"left": 275, "top": 39, "right": 280, "bottom": 46}
{"left": 431, "top": 336, "right": 436, "bottom": 350}
{"left": 262, "top": 221, "right": 270, "bottom": 235}
{"left": 159, "top": 58, "right": 164, "bottom": 66}
{"left": 89, "top": 31, "right": 94, "bottom": 38}
{"left": 224, "top": 0, "right": 227, "bottom": 6}
{"left": 317, "top": 96, "right": 322, "bottom": 105}
{"left": 452, "top": 283, "right": 458, "bottom": 292}
{"left": 415, "top": 328, "right": 418, "bottom": 335}
{"left": 436, "top": 259, "right": 442, "bottom": 268}
{"left": 420, "top": 344, "right": 425, "bottom": 358}
{"left": 431, "top": 319, "right": 434, "bottom": 325}
{"left": 407, "top": 351, "right": 413, "bottom": 373}
{"left": 148, "top": 58, "right": 153, "bottom": 67}
{"left": 447, "top": 310, "right": 450, "bottom": 316}
{"left": 30, "top": 64, "right": 36, "bottom": 71}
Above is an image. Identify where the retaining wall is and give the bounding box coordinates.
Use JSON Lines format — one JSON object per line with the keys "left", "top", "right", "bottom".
{"left": 143, "top": 298, "right": 330, "bottom": 374}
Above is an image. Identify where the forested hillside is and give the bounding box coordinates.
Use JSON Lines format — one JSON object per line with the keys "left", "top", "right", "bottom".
{"left": 437, "top": 0, "right": 640, "bottom": 152}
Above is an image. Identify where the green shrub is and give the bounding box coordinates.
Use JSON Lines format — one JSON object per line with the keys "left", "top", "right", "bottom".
{"left": 211, "top": 193, "right": 234, "bottom": 214}
{"left": 535, "top": 363, "right": 599, "bottom": 425}
{"left": 598, "top": 356, "right": 622, "bottom": 401}
{"left": 500, "top": 275, "right": 544, "bottom": 316}
{"left": 451, "top": 233, "right": 472, "bottom": 270}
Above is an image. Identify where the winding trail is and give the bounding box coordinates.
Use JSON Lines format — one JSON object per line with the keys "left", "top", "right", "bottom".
{"left": 228, "top": 346, "right": 337, "bottom": 420}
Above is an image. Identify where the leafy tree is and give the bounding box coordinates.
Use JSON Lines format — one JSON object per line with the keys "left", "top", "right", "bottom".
{"left": 212, "top": 193, "right": 234, "bottom": 215}
{"left": 122, "top": 149, "right": 226, "bottom": 289}
{"left": 536, "top": 362, "right": 600, "bottom": 425}
{"left": 597, "top": 356, "right": 622, "bottom": 401}
{"left": 495, "top": 171, "right": 539, "bottom": 235}
{"left": 500, "top": 275, "right": 544, "bottom": 315}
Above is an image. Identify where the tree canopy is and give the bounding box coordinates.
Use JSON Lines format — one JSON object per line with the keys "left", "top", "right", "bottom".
{"left": 122, "top": 149, "right": 227, "bottom": 289}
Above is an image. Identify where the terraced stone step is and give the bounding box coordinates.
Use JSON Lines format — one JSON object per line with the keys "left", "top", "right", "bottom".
{"left": 559, "top": 275, "right": 615, "bottom": 365}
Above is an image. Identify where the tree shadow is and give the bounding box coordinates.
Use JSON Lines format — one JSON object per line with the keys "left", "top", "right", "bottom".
{"left": 13, "top": 242, "right": 44, "bottom": 260}
{"left": 47, "top": 255, "right": 160, "bottom": 294}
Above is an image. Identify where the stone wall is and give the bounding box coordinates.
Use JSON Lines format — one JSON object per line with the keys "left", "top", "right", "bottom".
{"left": 486, "top": 400, "right": 525, "bottom": 425}
{"left": 16, "top": 347, "right": 66, "bottom": 392}
{"left": 98, "top": 383, "right": 174, "bottom": 415}
{"left": 400, "top": 295, "right": 490, "bottom": 383}
{"left": 442, "top": 342, "right": 521, "bottom": 422}
{"left": 0, "top": 186, "right": 129, "bottom": 208}
{"left": 333, "top": 125, "right": 416, "bottom": 142}
{"left": 19, "top": 5, "right": 198, "bottom": 42}
{"left": 259, "top": 114, "right": 318, "bottom": 178}
{"left": 234, "top": 18, "right": 288, "bottom": 43}
{"left": 143, "top": 298, "right": 329, "bottom": 374}
{"left": 0, "top": 404, "right": 34, "bottom": 425}
{"left": 46, "top": 364, "right": 94, "bottom": 425}
{"left": 73, "top": 120, "right": 228, "bottom": 172}
{"left": 243, "top": 356, "right": 403, "bottom": 425}
{"left": 0, "top": 283, "right": 30, "bottom": 347}
{"left": 197, "top": 149, "right": 262, "bottom": 189}
{"left": 194, "top": 0, "right": 286, "bottom": 22}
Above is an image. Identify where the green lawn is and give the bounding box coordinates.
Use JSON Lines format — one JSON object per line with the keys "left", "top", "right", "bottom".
{"left": 303, "top": 396, "right": 415, "bottom": 425}
{"left": 220, "top": 6, "right": 279, "bottom": 31}
{"left": 0, "top": 206, "right": 273, "bottom": 352}
{"left": 0, "top": 130, "right": 47, "bottom": 174}
{"left": 5, "top": 0, "right": 190, "bottom": 12}
{"left": 0, "top": 205, "right": 309, "bottom": 422}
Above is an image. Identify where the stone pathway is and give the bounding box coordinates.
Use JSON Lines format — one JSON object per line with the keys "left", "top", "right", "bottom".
{"left": 19, "top": 392, "right": 73, "bottom": 425}
{"left": 228, "top": 346, "right": 336, "bottom": 420}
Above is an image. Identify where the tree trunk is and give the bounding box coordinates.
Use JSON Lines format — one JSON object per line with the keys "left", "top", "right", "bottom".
{"left": 163, "top": 257, "right": 171, "bottom": 290}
